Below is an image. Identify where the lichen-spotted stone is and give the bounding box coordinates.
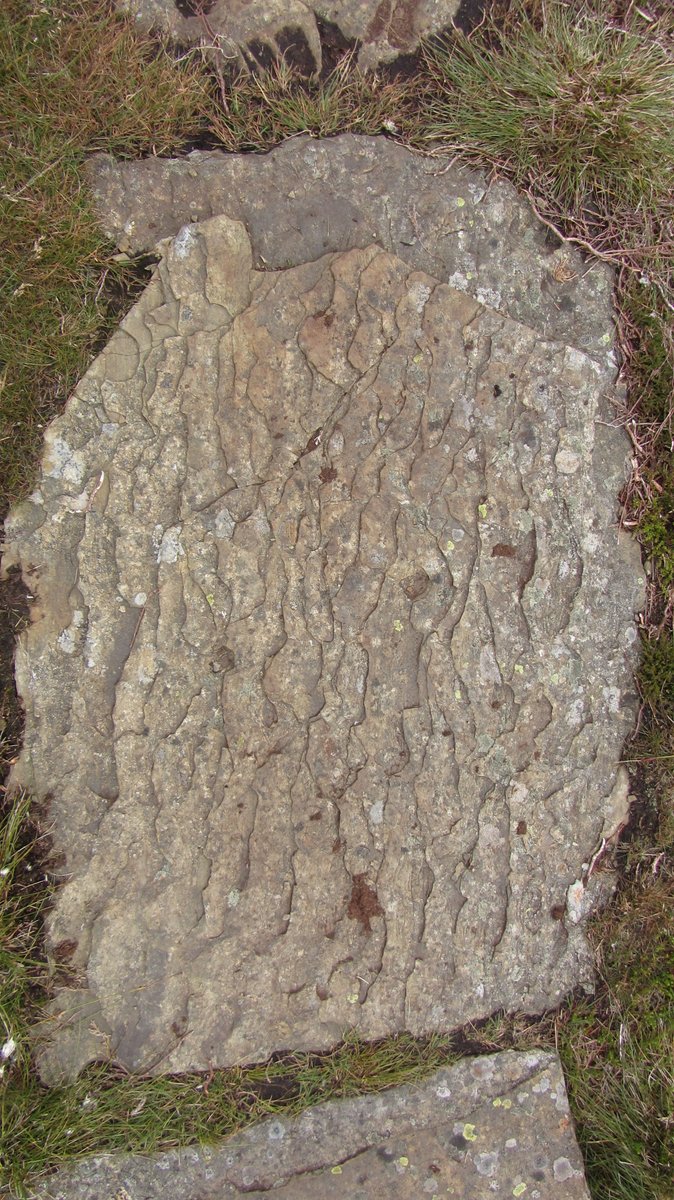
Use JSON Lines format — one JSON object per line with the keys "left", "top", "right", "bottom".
{"left": 4, "top": 212, "right": 643, "bottom": 1081}
{"left": 33, "top": 1054, "right": 592, "bottom": 1198}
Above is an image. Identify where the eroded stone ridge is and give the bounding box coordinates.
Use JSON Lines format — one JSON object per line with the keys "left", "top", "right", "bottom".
{"left": 6, "top": 216, "right": 642, "bottom": 1080}
{"left": 34, "top": 1052, "right": 591, "bottom": 1199}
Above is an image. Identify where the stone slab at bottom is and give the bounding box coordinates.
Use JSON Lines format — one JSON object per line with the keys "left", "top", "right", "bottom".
{"left": 34, "top": 1051, "right": 590, "bottom": 1199}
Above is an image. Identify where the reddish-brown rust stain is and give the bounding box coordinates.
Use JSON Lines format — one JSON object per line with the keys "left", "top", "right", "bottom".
{"left": 401, "top": 568, "right": 429, "bottom": 599}
{"left": 365, "top": 0, "right": 393, "bottom": 41}
{"left": 492, "top": 543, "right": 517, "bottom": 558}
{"left": 347, "top": 873, "right": 384, "bottom": 933}
{"left": 389, "top": 0, "right": 419, "bottom": 48}
{"left": 365, "top": 0, "right": 420, "bottom": 48}
{"left": 314, "top": 307, "right": 335, "bottom": 328}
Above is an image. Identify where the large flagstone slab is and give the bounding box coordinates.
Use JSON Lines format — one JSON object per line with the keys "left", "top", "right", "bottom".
{"left": 34, "top": 1051, "right": 591, "bottom": 1199}
{"left": 5, "top": 181, "right": 643, "bottom": 1079}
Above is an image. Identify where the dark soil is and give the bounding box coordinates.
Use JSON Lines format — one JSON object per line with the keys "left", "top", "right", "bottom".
{"left": 616, "top": 758, "right": 668, "bottom": 878}
{"left": 89, "top": 254, "right": 159, "bottom": 358}
{"left": 0, "top": 566, "right": 30, "bottom": 780}
{"left": 453, "top": 0, "right": 488, "bottom": 33}
{"left": 243, "top": 16, "right": 358, "bottom": 78}
{"left": 316, "top": 16, "right": 360, "bottom": 75}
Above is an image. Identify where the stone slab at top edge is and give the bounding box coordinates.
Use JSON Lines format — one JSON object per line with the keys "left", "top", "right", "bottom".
{"left": 115, "top": 0, "right": 463, "bottom": 73}
{"left": 85, "top": 133, "right": 617, "bottom": 363}
{"left": 31, "top": 1051, "right": 591, "bottom": 1199}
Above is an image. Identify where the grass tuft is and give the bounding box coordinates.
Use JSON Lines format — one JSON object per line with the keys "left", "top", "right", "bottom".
{"left": 209, "top": 53, "right": 418, "bottom": 150}
{"left": 0, "top": 0, "right": 211, "bottom": 518}
{"left": 0, "top": 793, "right": 50, "bottom": 1090}
{"left": 422, "top": 4, "right": 674, "bottom": 217}
{"left": 639, "top": 633, "right": 674, "bottom": 724}
{"left": 557, "top": 775, "right": 674, "bottom": 1200}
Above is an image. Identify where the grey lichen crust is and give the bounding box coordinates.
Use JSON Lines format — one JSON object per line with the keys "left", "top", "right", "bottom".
{"left": 6, "top": 210, "right": 643, "bottom": 1082}
{"left": 34, "top": 1052, "right": 590, "bottom": 1199}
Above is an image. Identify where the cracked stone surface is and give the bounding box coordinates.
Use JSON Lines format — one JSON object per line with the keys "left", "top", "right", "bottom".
{"left": 116, "top": 0, "right": 462, "bottom": 73}
{"left": 34, "top": 1052, "right": 591, "bottom": 1199}
{"left": 5, "top": 151, "right": 644, "bottom": 1081}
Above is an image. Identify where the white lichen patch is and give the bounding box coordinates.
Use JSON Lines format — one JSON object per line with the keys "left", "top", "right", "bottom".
{"left": 57, "top": 628, "right": 77, "bottom": 655}
{"left": 474, "top": 1151, "right": 499, "bottom": 1176}
{"left": 214, "top": 508, "right": 236, "bottom": 541}
{"left": 553, "top": 1156, "right": 578, "bottom": 1181}
{"left": 476, "top": 286, "right": 502, "bottom": 308}
{"left": 566, "top": 879, "right": 587, "bottom": 925}
{"left": 173, "top": 224, "right": 197, "bottom": 260}
{"left": 43, "top": 435, "right": 86, "bottom": 487}
{"left": 157, "top": 526, "right": 184, "bottom": 564}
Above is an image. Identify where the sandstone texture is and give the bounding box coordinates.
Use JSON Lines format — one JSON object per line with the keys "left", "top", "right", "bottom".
{"left": 34, "top": 1052, "right": 590, "bottom": 1199}
{"left": 116, "top": 0, "right": 462, "bottom": 73}
{"left": 5, "top": 148, "right": 644, "bottom": 1080}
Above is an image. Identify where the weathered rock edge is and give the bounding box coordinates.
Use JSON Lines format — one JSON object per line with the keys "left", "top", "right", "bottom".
{"left": 4, "top": 204, "right": 644, "bottom": 1082}
{"left": 33, "top": 1051, "right": 590, "bottom": 1199}
{"left": 87, "top": 134, "right": 615, "bottom": 359}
